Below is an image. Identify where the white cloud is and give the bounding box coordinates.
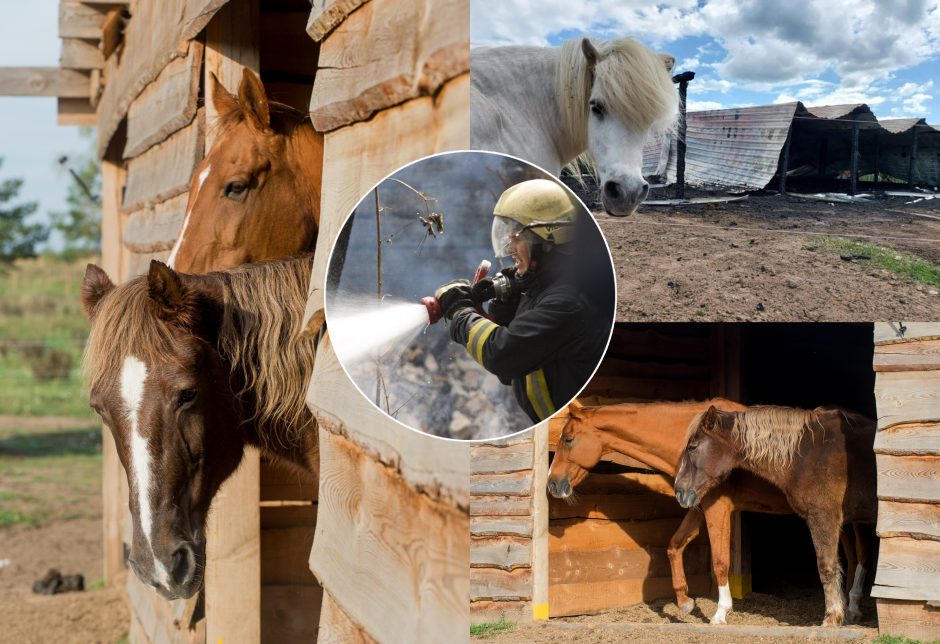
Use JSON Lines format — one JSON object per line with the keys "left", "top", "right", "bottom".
{"left": 687, "top": 100, "right": 726, "bottom": 111}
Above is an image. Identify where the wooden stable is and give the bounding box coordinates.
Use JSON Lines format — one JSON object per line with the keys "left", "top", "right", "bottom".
{"left": 19, "top": 0, "right": 470, "bottom": 642}
{"left": 871, "top": 323, "right": 940, "bottom": 641}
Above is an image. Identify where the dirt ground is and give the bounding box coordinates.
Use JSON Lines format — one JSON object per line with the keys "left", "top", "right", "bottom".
{"left": 478, "top": 591, "right": 879, "bottom": 643}
{"left": 597, "top": 191, "right": 939, "bottom": 321}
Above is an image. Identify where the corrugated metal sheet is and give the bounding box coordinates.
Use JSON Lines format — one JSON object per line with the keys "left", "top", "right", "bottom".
{"left": 879, "top": 118, "right": 923, "bottom": 135}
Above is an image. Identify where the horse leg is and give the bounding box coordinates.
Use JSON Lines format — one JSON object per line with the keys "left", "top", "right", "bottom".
{"left": 806, "top": 513, "right": 845, "bottom": 626}
{"left": 667, "top": 509, "right": 703, "bottom": 615}
{"left": 702, "top": 495, "right": 734, "bottom": 625}
{"left": 846, "top": 523, "right": 871, "bottom": 623}
{"left": 839, "top": 524, "right": 857, "bottom": 619}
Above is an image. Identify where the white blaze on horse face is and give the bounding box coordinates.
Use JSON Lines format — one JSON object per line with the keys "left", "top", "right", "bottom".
{"left": 168, "top": 164, "right": 212, "bottom": 268}
{"left": 711, "top": 583, "right": 733, "bottom": 624}
{"left": 121, "top": 355, "right": 170, "bottom": 587}
{"left": 587, "top": 105, "right": 650, "bottom": 216}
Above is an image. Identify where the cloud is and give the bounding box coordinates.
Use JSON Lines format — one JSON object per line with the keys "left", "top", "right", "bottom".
{"left": 687, "top": 100, "right": 727, "bottom": 111}
{"left": 689, "top": 78, "right": 733, "bottom": 94}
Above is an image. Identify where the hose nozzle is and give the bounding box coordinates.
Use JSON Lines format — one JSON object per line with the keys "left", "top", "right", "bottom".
{"left": 421, "top": 296, "right": 442, "bottom": 325}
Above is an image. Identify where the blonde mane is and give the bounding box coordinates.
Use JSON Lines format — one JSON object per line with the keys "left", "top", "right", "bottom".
{"left": 555, "top": 37, "right": 677, "bottom": 151}
{"left": 83, "top": 256, "right": 316, "bottom": 448}
{"left": 730, "top": 406, "right": 818, "bottom": 470}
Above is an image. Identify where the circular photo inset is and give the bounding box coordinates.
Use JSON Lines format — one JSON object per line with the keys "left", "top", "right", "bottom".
{"left": 325, "top": 151, "right": 616, "bottom": 440}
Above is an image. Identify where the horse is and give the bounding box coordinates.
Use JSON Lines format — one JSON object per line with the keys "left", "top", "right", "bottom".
{"left": 471, "top": 37, "right": 677, "bottom": 216}
{"left": 81, "top": 255, "right": 317, "bottom": 600}
{"left": 547, "top": 399, "right": 794, "bottom": 624}
{"left": 674, "top": 405, "right": 877, "bottom": 626}
{"left": 167, "top": 68, "right": 324, "bottom": 272}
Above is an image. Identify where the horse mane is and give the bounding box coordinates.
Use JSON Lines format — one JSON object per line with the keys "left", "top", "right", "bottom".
{"left": 729, "top": 406, "right": 819, "bottom": 470}
{"left": 215, "top": 100, "right": 312, "bottom": 139}
{"left": 82, "top": 256, "right": 316, "bottom": 449}
{"left": 555, "top": 37, "right": 677, "bottom": 151}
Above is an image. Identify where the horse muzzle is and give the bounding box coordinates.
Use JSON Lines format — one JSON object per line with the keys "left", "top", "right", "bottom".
{"left": 675, "top": 488, "right": 699, "bottom": 509}
{"left": 546, "top": 477, "right": 572, "bottom": 499}
{"left": 602, "top": 179, "right": 649, "bottom": 217}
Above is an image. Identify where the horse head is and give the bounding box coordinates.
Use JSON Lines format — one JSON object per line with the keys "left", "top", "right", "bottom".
{"left": 578, "top": 37, "right": 676, "bottom": 216}
{"left": 674, "top": 405, "right": 738, "bottom": 509}
{"left": 168, "top": 68, "right": 323, "bottom": 272}
{"left": 546, "top": 403, "right": 604, "bottom": 499}
{"left": 81, "top": 261, "right": 244, "bottom": 599}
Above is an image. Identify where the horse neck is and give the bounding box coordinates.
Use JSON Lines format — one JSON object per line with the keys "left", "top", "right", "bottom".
{"left": 590, "top": 404, "right": 690, "bottom": 475}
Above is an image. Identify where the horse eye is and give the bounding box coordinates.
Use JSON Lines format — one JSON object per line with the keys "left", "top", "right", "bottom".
{"left": 687, "top": 442, "right": 698, "bottom": 453}
{"left": 224, "top": 181, "right": 247, "bottom": 200}
{"left": 563, "top": 435, "right": 574, "bottom": 446}
{"left": 589, "top": 99, "right": 605, "bottom": 118}
{"left": 177, "top": 389, "right": 198, "bottom": 409}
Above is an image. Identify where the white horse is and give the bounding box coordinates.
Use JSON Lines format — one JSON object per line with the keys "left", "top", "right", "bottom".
{"left": 471, "top": 37, "right": 677, "bottom": 216}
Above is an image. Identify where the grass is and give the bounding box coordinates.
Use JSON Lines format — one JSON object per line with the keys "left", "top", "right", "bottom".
{"left": 471, "top": 617, "right": 516, "bottom": 639}
{"left": 874, "top": 636, "right": 940, "bottom": 644}
{"left": 817, "top": 237, "right": 940, "bottom": 287}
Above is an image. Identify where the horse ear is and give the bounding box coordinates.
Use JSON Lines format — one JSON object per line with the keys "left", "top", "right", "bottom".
{"left": 702, "top": 405, "right": 720, "bottom": 429}
{"left": 209, "top": 72, "right": 240, "bottom": 120}
{"left": 147, "top": 260, "right": 198, "bottom": 328}
{"left": 660, "top": 54, "right": 675, "bottom": 73}
{"left": 581, "top": 38, "right": 599, "bottom": 67}
{"left": 81, "top": 264, "right": 114, "bottom": 318}
{"left": 238, "top": 68, "right": 271, "bottom": 132}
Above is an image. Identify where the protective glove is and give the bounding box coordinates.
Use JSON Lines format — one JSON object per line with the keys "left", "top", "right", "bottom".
{"left": 434, "top": 279, "right": 473, "bottom": 320}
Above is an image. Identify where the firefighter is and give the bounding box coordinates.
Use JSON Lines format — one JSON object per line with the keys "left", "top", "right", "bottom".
{"left": 434, "top": 178, "right": 608, "bottom": 424}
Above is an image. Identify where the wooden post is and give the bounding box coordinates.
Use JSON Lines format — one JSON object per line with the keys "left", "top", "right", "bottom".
{"left": 672, "top": 71, "right": 695, "bottom": 199}
{"left": 849, "top": 115, "right": 859, "bottom": 196}
{"left": 204, "top": 1, "right": 262, "bottom": 642}
{"left": 873, "top": 132, "right": 880, "bottom": 184}
{"left": 778, "top": 125, "right": 792, "bottom": 194}
{"left": 908, "top": 126, "right": 920, "bottom": 188}
{"left": 531, "top": 423, "right": 549, "bottom": 621}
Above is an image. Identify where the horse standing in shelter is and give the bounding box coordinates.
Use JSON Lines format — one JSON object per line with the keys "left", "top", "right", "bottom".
{"left": 471, "top": 37, "right": 677, "bottom": 216}
{"left": 547, "top": 399, "right": 794, "bottom": 624}
{"left": 674, "top": 405, "right": 877, "bottom": 626}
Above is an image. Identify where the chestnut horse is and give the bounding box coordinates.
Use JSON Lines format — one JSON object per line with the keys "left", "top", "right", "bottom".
{"left": 675, "top": 405, "right": 877, "bottom": 626}
{"left": 168, "top": 68, "right": 323, "bottom": 272}
{"left": 81, "top": 255, "right": 317, "bottom": 599}
{"left": 548, "top": 399, "right": 793, "bottom": 624}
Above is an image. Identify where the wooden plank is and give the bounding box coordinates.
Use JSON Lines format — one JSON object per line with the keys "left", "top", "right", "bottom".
{"left": 470, "top": 442, "right": 534, "bottom": 474}
{"left": 205, "top": 0, "right": 260, "bottom": 148}
{"left": 59, "top": 2, "right": 107, "bottom": 38}
{"left": 551, "top": 544, "right": 710, "bottom": 586}
{"left": 261, "top": 526, "right": 318, "bottom": 586}
{"left": 260, "top": 504, "right": 316, "bottom": 529}
{"left": 550, "top": 574, "right": 712, "bottom": 617}
{"left": 61, "top": 38, "right": 105, "bottom": 70}
{"left": 877, "top": 500, "right": 940, "bottom": 541}
{"left": 306, "top": 0, "right": 368, "bottom": 41}
{"left": 261, "top": 585, "right": 322, "bottom": 643}
{"left": 57, "top": 97, "right": 96, "bottom": 126}
{"left": 318, "top": 591, "right": 377, "bottom": 644}
{"left": 260, "top": 459, "right": 318, "bottom": 502}
{"left": 470, "top": 471, "right": 533, "bottom": 497}
{"left": 875, "top": 338, "right": 940, "bottom": 371}
{"left": 303, "top": 73, "right": 469, "bottom": 331}
{"left": 531, "top": 422, "right": 549, "bottom": 620}
{"left": 123, "top": 193, "right": 187, "bottom": 253}
{"left": 470, "top": 567, "right": 533, "bottom": 601}
{"left": 125, "top": 40, "right": 203, "bottom": 159}
{"left": 309, "top": 428, "right": 469, "bottom": 643}
{"left": 548, "top": 492, "right": 688, "bottom": 522}
{"left": 872, "top": 537, "right": 940, "bottom": 600}
{"left": 877, "top": 454, "right": 940, "bottom": 502}
{"left": 470, "top": 516, "right": 533, "bottom": 537}
{"left": 471, "top": 600, "right": 530, "bottom": 623}
{"left": 309, "top": 0, "right": 469, "bottom": 131}
{"left": 0, "top": 67, "right": 89, "bottom": 97}
{"left": 875, "top": 370, "right": 940, "bottom": 429}
{"left": 206, "top": 448, "right": 261, "bottom": 644}
{"left": 875, "top": 322, "right": 940, "bottom": 344}
{"left": 122, "top": 113, "right": 205, "bottom": 212}
{"left": 875, "top": 422, "right": 940, "bottom": 455}
{"left": 470, "top": 494, "right": 531, "bottom": 517}
{"left": 95, "top": 0, "right": 229, "bottom": 157}
{"left": 127, "top": 249, "right": 170, "bottom": 278}
{"left": 100, "top": 7, "right": 124, "bottom": 60}
{"left": 471, "top": 536, "right": 531, "bottom": 570}
{"left": 549, "top": 517, "right": 686, "bottom": 553}
{"left": 564, "top": 472, "right": 676, "bottom": 497}
{"left": 876, "top": 598, "right": 940, "bottom": 641}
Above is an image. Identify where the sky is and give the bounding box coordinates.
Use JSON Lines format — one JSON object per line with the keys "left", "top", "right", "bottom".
{"left": 0, "top": 2, "right": 89, "bottom": 247}
{"left": 471, "top": 0, "right": 940, "bottom": 123}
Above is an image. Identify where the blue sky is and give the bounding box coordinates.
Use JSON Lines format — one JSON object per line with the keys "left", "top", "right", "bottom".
{"left": 472, "top": 0, "right": 940, "bottom": 123}
{"left": 0, "top": 2, "right": 89, "bottom": 247}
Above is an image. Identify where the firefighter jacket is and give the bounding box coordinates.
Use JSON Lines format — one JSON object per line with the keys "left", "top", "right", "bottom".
{"left": 448, "top": 265, "right": 608, "bottom": 423}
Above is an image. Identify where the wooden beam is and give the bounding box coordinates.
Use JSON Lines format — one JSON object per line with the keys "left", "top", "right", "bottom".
{"left": 873, "top": 536, "right": 940, "bottom": 600}
{"left": 0, "top": 67, "right": 89, "bottom": 97}
{"left": 531, "top": 422, "right": 549, "bottom": 621}
{"left": 57, "top": 98, "right": 96, "bottom": 126}
{"left": 876, "top": 454, "right": 940, "bottom": 502}
{"left": 875, "top": 370, "right": 940, "bottom": 430}
{"left": 876, "top": 598, "right": 940, "bottom": 641}
{"left": 874, "top": 322, "right": 940, "bottom": 344}
{"left": 877, "top": 500, "right": 940, "bottom": 541}
{"left": 306, "top": 0, "right": 369, "bottom": 42}
{"left": 59, "top": 2, "right": 107, "bottom": 38}
{"left": 908, "top": 126, "right": 920, "bottom": 187}
{"left": 849, "top": 115, "right": 859, "bottom": 195}
{"left": 61, "top": 38, "right": 105, "bottom": 70}
{"left": 122, "top": 193, "right": 187, "bottom": 253}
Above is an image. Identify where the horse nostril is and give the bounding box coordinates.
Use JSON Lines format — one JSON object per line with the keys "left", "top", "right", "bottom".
{"left": 170, "top": 544, "right": 196, "bottom": 588}
{"left": 603, "top": 181, "right": 623, "bottom": 201}
{"left": 638, "top": 182, "right": 649, "bottom": 202}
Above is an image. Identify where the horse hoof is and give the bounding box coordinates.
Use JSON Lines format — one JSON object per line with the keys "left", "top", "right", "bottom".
{"left": 710, "top": 612, "right": 727, "bottom": 625}
{"left": 822, "top": 613, "right": 844, "bottom": 627}
{"left": 846, "top": 608, "right": 862, "bottom": 624}
{"left": 679, "top": 598, "right": 694, "bottom": 615}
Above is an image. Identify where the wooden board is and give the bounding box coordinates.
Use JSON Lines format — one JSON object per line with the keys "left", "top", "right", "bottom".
{"left": 470, "top": 567, "right": 533, "bottom": 601}
{"left": 470, "top": 516, "right": 533, "bottom": 537}
{"left": 875, "top": 338, "right": 940, "bottom": 372}
{"left": 532, "top": 422, "right": 549, "bottom": 619}
{"left": 126, "top": 572, "right": 202, "bottom": 644}
{"left": 550, "top": 574, "right": 712, "bottom": 617}
{"left": 471, "top": 536, "right": 531, "bottom": 570}
{"left": 875, "top": 370, "right": 940, "bottom": 430}
{"left": 470, "top": 494, "right": 532, "bottom": 517}
{"left": 126, "top": 249, "right": 170, "bottom": 278}
{"left": 874, "top": 422, "right": 940, "bottom": 455}
{"left": 205, "top": 0, "right": 260, "bottom": 147}
{"left": 261, "top": 585, "right": 322, "bottom": 643}
{"left": 470, "top": 442, "right": 534, "bottom": 474}
{"left": 471, "top": 471, "right": 533, "bottom": 497}
{"left": 872, "top": 537, "right": 940, "bottom": 600}
{"left": 309, "top": 0, "right": 468, "bottom": 131}
{"left": 876, "top": 598, "right": 940, "bottom": 641}
{"left": 550, "top": 544, "right": 710, "bottom": 586}
{"left": 876, "top": 454, "right": 940, "bottom": 502}
{"left": 309, "top": 428, "right": 469, "bottom": 643}
{"left": 306, "top": 0, "right": 368, "bottom": 41}
{"left": 122, "top": 193, "right": 187, "bottom": 253}
{"left": 260, "top": 459, "right": 318, "bottom": 502}
{"left": 549, "top": 517, "right": 686, "bottom": 553}
{"left": 318, "top": 591, "right": 377, "bottom": 644}
{"left": 59, "top": 2, "right": 107, "bottom": 38}
{"left": 125, "top": 40, "right": 203, "bottom": 159}
{"left": 122, "top": 113, "right": 204, "bottom": 212}
{"left": 549, "top": 492, "right": 688, "bottom": 522}
{"left": 57, "top": 97, "right": 96, "bottom": 126}
{"left": 877, "top": 500, "right": 940, "bottom": 541}
{"left": 875, "top": 323, "right": 940, "bottom": 344}
{"left": 302, "top": 73, "right": 469, "bottom": 330}
{"left": 261, "top": 526, "right": 317, "bottom": 586}
{"left": 61, "top": 38, "right": 105, "bottom": 70}
{"left": 470, "top": 600, "right": 530, "bottom": 623}
{"left": 559, "top": 472, "right": 676, "bottom": 497}
{"left": 0, "top": 67, "right": 89, "bottom": 97}
{"left": 95, "top": 0, "right": 229, "bottom": 157}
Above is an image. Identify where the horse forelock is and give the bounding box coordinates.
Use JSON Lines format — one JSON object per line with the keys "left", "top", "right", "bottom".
{"left": 214, "top": 100, "right": 310, "bottom": 140}
{"left": 729, "top": 406, "right": 815, "bottom": 470}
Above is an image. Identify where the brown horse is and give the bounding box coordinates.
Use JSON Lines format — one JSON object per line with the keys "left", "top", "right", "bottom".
{"left": 547, "top": 399, "right": 793, "bottom": 624}
{"left": 167, "top": 68, "right": 323, "bottom": 272}
{"left": 674, "top": 405, "right": 877, "bottom": 626}
{"left": 81, "top": 255, "right": 317, "bottom": 600}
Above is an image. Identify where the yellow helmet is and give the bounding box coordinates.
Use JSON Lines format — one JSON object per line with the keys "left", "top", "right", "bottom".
{"left": 491, "top": 179, "right": 578, "bottom": 257}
